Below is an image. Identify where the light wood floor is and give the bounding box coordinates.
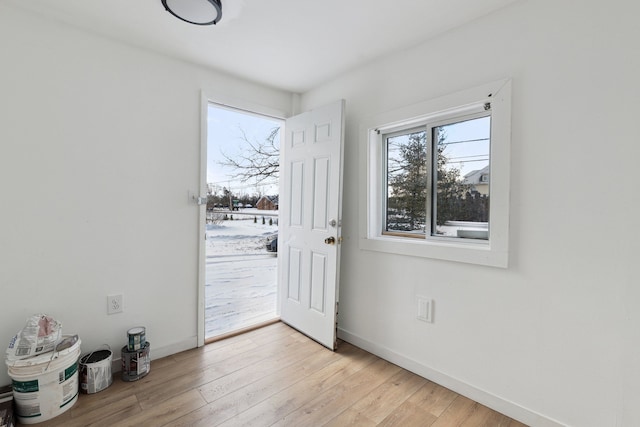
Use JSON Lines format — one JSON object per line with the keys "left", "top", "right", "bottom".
{"left": 36, "top": 322, "right": 527, "bottom": 427}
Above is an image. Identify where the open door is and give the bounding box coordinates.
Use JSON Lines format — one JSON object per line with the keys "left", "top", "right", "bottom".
{"left": 278, "top": 100, "right": 345, "bottom": 350}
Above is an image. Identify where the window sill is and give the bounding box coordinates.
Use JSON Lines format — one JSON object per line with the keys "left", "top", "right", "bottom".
{"left": 359, "top": 235, "right": 508, "bottom": 268}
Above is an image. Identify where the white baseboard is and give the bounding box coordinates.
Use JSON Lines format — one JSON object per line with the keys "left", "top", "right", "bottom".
{"left": 110, "top": 335, "right": 198, "bottom": 374}
{"left": 337, "top": 327, "right": 565, "bottom": 427}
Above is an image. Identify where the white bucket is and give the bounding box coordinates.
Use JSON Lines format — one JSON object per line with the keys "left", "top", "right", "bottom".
{"left": 5, "top": 336, "right": 81, "bottom": 425}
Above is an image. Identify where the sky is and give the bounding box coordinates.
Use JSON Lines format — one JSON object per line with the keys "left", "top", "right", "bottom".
{"left": 207, "top": 104, "right": 282, "bottom": 197}
{"left": 386, "top": 115, "right": 490, "bottom": 183}
{"left": 438, "top": 115, "right": 490, "bottom": 177}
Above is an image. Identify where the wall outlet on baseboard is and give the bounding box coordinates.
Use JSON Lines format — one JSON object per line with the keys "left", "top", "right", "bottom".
{"left": 417, "top": 296, "right": 433, "bottom": 323}
{"left": 107, "top": 294, "right": 124, "bottom": 315}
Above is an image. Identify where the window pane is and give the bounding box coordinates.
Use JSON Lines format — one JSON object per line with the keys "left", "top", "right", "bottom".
{"left": 386, "top": 130, "right": 427, "bottom": 234}
{"left": 433, "top": 116, "right": 490, "bottom": 239}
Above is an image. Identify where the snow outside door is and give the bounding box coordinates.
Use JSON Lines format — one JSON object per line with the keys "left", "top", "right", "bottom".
{"left": 279, "top": 100, "right": 345, "bottom": 350}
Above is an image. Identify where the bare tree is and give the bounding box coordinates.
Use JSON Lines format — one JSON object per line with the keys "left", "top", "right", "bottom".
{"left": 219, "top": 126, "right": 280, "bottom": 184}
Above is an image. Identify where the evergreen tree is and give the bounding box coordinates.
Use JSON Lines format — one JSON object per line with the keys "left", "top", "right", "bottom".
{"left": 435, "top": 132, "right": 468, "bottom": 226}
{"left": 387, "top": 131, "right": 428, "bottom": 231}
{"left": 387, "top": 128, "right": 487, "bottom": 230}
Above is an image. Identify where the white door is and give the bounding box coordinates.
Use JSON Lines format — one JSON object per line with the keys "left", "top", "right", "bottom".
{"left": 279, "top": 100, "right": 345, "bottom": 350}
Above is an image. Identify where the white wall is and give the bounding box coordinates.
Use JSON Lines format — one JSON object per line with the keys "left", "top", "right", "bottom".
{"left": 0, "top": 4, "right": 292, "bottom": 387}
{"left": 301, "top": 1, "right": 639, "bottom": 426}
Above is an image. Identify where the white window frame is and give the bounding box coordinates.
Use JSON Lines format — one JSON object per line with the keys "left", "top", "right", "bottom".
{"left": 359, "top": 79, "right": 511, "bottom": 268}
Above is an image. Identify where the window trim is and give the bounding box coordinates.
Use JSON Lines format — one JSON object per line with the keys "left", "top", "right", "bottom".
{"left": 359, "top": 79, "right": 511, "bottom": 268}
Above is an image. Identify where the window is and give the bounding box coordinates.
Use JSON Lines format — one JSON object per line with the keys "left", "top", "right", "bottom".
{"left": 360, "top": 80, "right": 511, "bottom": 267}
{"left": 383, "top": 113, "right": 491, "bottom": 240}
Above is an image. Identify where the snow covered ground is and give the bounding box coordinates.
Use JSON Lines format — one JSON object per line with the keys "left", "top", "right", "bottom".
{"left": 205, "top": 216, "right": 279, "bottom": 338}
{"left": 205, "top": 217, "right": 278, "bottom": 256}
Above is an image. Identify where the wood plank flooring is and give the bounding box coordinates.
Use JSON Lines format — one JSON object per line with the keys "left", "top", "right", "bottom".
{"left": 34, "top": 322, "right": 527, "bottom": 427}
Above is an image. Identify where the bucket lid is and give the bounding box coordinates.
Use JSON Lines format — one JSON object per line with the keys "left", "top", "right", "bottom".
{"left": 127, "top": 327, "right": 145, "bottom": 335}
{"left": 6, "top": 336, "right": 81, "bottom": 369}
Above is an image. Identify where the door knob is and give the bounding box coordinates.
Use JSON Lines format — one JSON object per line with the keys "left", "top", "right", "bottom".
{"left": 324, "top": 236, "right": 336, "bottom": 245}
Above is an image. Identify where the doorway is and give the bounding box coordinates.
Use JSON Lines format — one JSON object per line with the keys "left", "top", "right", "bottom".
{"left": 204, "top": 103, "right": 282, "bottom": 340}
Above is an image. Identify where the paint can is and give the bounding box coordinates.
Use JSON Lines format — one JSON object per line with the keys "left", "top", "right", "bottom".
{"left": 79, "top": 346, "right": 113, "bottom": 394}
{"left": 5, "top": 336, "right": 81, "bottom": 425}
{"left": 126, "top": 327, "right": 146, "bottom": 352}
{"left": 121, "top": 342, "right": 150, "bottom": 382}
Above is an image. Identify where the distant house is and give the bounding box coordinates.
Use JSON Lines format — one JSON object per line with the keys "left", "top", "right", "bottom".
{"left": 256, "top": 195, "right": 279, "bottom": 210}
{"left": 463, "top": 165, "right": 490, "bottom": 195}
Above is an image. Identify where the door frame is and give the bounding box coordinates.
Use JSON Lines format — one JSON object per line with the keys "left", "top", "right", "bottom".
{"left": 197, "top": 91, "right": 288, "bottom": 347}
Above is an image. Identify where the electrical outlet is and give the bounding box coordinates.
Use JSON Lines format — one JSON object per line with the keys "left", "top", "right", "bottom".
{"left": 107, "top": 294, "right": 123, "bottom": 315}
{"left": 417, "top": 296, "right": 433, "bottom": 323}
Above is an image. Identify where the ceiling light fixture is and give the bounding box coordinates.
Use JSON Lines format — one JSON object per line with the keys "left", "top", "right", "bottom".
{"left": 161, "top": 0, "right": 222, "bottom": 25}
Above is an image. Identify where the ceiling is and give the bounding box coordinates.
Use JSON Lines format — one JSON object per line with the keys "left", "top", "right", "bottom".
{"left": 6, "top": 0, "right": 518, "bottom": 93}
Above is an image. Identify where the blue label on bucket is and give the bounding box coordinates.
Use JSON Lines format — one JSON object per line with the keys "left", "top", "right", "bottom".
{"left": 12, "top": 379, "right": 39, "bottom": 393}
